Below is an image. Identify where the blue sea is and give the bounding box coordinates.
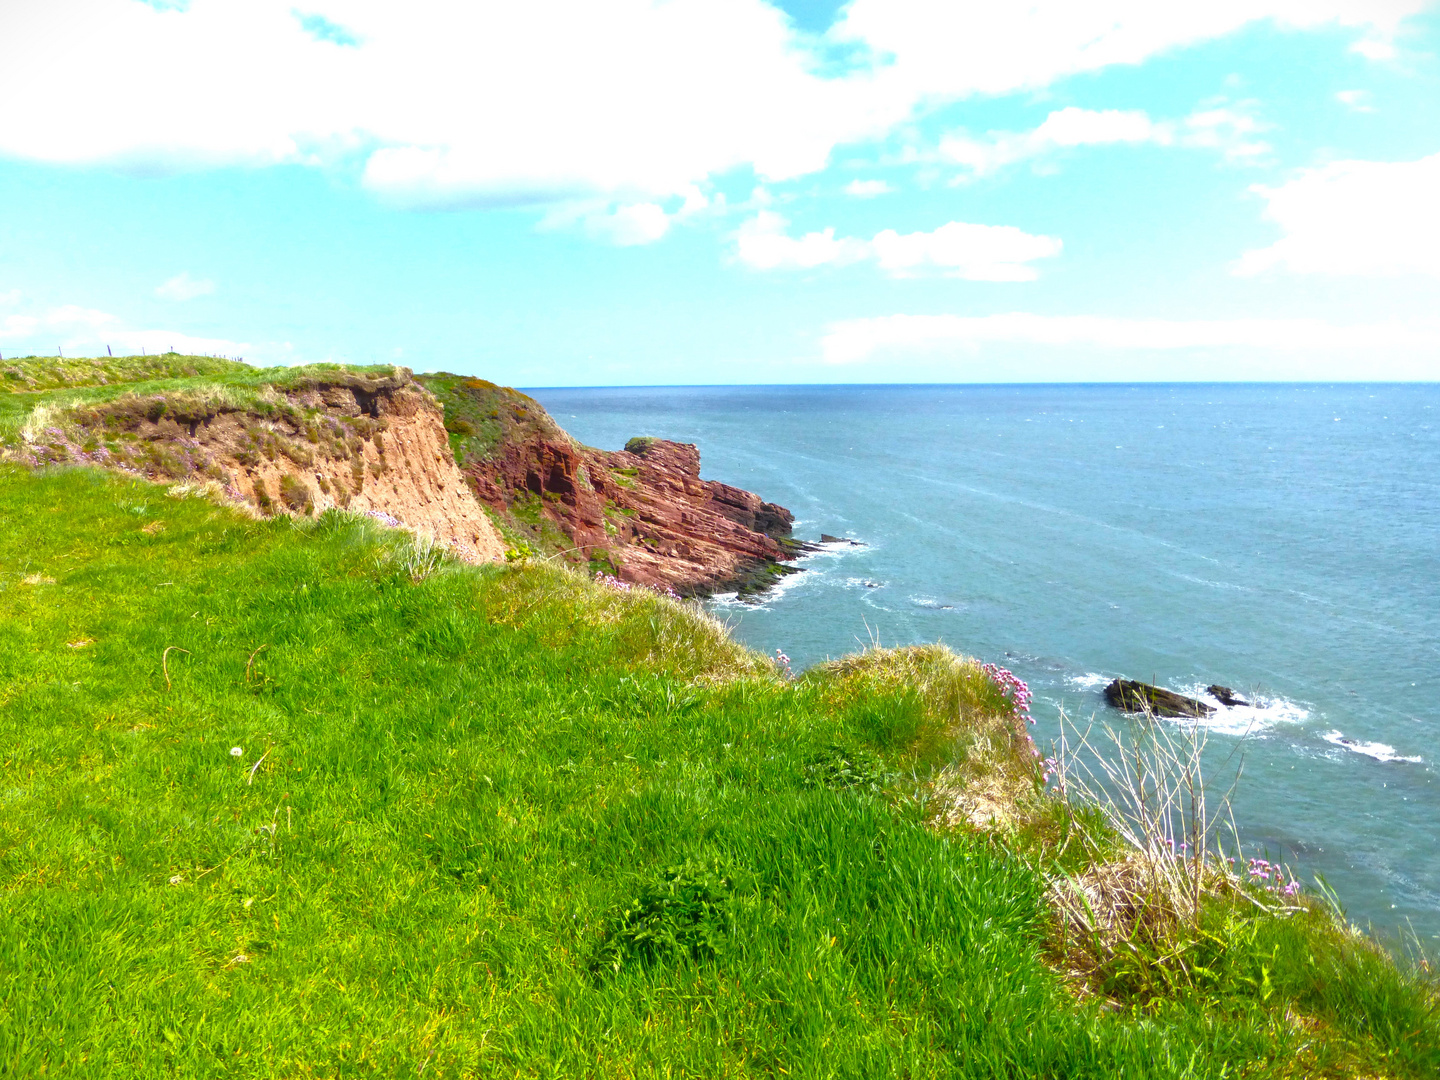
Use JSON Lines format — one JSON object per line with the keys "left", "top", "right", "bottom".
{"left": 528, "top": 384, "right": 1440, "bottom": 941}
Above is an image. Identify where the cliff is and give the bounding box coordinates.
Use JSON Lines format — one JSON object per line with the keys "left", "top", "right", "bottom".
{"left": 2, "top": 361, "right": 505, "bottom": 562}
{"left": 1, "top": 357, "right": 806, "bottom": 594}
{"left": 418, "top": 374, "right": 808, "bottom": 596}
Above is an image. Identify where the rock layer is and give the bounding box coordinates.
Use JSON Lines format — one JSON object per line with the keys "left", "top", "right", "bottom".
{"left": 15, "top": 370, "right": 506, "bottom": 563}
{"left": 422, "top": 376, "right": 805, "bottom": 596}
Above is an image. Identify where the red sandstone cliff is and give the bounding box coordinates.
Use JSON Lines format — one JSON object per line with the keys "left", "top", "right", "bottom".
{"left": 418, "top": 375, "right": 806, "bottom": 596}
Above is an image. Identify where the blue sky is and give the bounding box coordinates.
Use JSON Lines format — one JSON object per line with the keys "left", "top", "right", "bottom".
{"left": 1, "top": 0, "right": 1437, "bottom": 384}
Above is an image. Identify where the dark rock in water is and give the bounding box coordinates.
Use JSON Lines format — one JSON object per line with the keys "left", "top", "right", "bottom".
{"left": 1104, "top": 679, "right": 1215, "bottom": 718}
{"left": 820, "top": 533, "right": 864, "bottom": 546}
{"left": 1206, "top": 684, "right": 1252, "bottom": 708}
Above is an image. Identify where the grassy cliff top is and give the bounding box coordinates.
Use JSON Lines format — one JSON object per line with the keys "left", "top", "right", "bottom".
{"left": 416, "top": 371, "right": 576, "bottom": 466}
{"left": 0, "top": 354, "right": 406, "bottom": 443}
{"left": 1, "top": 359, "right": 1437, "bottom": 1077}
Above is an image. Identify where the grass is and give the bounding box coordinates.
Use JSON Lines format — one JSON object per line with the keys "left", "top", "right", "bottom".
{"left": 0, "top": 355, "right": 400, "bottom": 447}
{"left": 0, "top": 353, "right": 249, "bottom": 395}
{"left": 1, "top": 455, "right": 1437, "bottom": 1072}
{"left": 417, "top": 373, "right": 564, "bottom": 467}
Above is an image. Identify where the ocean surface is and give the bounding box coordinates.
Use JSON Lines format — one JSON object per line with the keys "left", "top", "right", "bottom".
{"left": 527, "top": 383, "right": 1440, "bottom": 941}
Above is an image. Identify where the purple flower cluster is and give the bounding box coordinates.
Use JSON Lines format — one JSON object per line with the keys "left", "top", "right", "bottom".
{"left": 364, "top": 509, "right": 403, "bottom": 528}
{"left": 774, "top": 649, "right": 793, "bottom": 679}
{"left": 980, "top": 662, "right": 1034, "bottom": 724}
{"left": 593, "top": 571, "right": 680, "bottom": 600}
{"left": 1248, "top": 857, "right": 1301, "bottom": 898}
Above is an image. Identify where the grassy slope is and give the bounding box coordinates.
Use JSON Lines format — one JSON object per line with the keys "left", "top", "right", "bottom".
{"left": 3, "top": 465, "right": 1437, "bottom": 1078}
{"left": 414, "top": 373, "right": 562, "bottom": 468}
{"left": 0, "top": 359, "right": 1435, "bottom": 1077}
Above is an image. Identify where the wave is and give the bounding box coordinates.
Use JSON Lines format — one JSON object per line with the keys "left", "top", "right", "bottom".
{"left": 1177, "top": 684, "right": 1311, "bottom": 737}
{"left": 1064, "top": 675, "right": 1310, "bottom": 738}
{"left": 708, "top": 565, "right": 815, "bottom": 610}
{"left": 1323, "top": 730, "right": 1422, "bottom": 764}
{"left": 909, "top": 594, "right": 955, "bottom": 610}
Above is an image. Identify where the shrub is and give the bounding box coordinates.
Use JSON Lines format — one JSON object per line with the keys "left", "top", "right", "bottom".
{"left": 278, "top": 474, "right": 312, "bottom": 514}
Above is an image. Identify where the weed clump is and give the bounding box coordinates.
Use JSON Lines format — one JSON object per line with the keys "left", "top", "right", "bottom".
{"left": 278, "top": 474, "right": 312, "bottom": 514}
{"left": 801, "top": 744, "right": 892, "bottom": 793}
{"left": 594, "top": 862, "right": 735, "bottom": 973}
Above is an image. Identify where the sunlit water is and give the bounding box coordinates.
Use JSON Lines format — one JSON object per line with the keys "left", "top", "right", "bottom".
{"left": 529, "top": 383, "right": 1440, "bottom": 940}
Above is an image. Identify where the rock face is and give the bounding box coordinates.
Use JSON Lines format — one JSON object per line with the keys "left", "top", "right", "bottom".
{"left": 1104, "top": 679, "right": 1215, "bottom": 719}
{"left": 19, "top": 369, "right": 507, "bottom": 563}
{"left": 420, "top": 375, "right": 806, "bottom": 596}
{"left": 1206, "top": 685, "right": 1252, "bottom": 708}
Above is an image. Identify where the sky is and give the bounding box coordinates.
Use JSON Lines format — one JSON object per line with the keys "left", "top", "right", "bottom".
{"left": 1, "top": 0, "right": 1438, "bottom": 384}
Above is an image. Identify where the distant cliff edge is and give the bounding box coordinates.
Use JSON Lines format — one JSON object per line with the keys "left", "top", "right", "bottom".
{"left": 418, "top": 374, "right": 809, "bottom": 597}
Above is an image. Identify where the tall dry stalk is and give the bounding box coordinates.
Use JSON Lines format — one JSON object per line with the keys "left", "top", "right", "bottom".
{"left": 1048, "top": 704, "right": 1248, "bottom": 977}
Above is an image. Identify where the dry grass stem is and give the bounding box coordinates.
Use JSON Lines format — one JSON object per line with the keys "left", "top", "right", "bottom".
{"left": 161, "top": 646, "right": 190, "bottom": 692}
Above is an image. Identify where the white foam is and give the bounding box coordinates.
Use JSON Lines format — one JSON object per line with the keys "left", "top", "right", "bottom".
{"left": 806, "top": 538, "right": 868, "bottom": 560}
{"left": 908, "top": 594, "right": 954, "bottom": 610}
{"left": 1172, "top": 684, "right": 1311, "bottom": 737}
{"left": 706, "top": 565, "right": 815, "bottom": 611}
{"left": 1323, "top": 730, "right": 1422, "bottom": 764}
{"left": 1068, "top": 672, "right": 1110, "bottom": 691}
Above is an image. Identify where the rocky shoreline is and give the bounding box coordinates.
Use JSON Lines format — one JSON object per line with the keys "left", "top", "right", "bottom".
{"left": 420, "top": 375, "right": 815, "bottom": 597}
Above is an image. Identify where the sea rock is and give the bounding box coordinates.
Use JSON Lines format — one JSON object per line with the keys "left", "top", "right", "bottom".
{"left": 820, "top": 534, "right": 864, "bottom": 546}
{"left": 1104, "top": 679, "right": 1215, "bottom": 718}
{"left": 1206, "top": 685, "right": 1252, "bottom": 708}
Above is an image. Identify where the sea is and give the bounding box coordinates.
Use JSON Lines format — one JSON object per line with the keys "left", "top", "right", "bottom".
{"left": 527, "top": 383, "right": 1440, "bottom": 942}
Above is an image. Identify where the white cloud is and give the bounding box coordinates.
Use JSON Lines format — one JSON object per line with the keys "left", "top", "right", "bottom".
{"left": 939, "top": 102, "right": 1270, "bottom": 175}
{"left": 736, "top": 213, "right": 1061, "bottom": 280}
{"left": 845, "top": 179, "right": 894, "bottom": 197}
{"left": 0, "top": 0, "right": 1424, "bottom": 215}
{"left": 1334, "top": 89, "right": 1376, "bottom": 112}
{"left": 155, "top": 272, "right": 217, "bottom": 301}
{"left": 1350, "top": 37, "right": 1398, "bottom": 60}
{"left": 833, "top": 1, "right": 1425, "bottom": 99}
{"left": 581, "top": 203, "right": 671, "bottom": 246}
{"left": 1235, "top": 153, "right": 1440, "bottom": 277}
{"left": 871, "top": 223, "right": 1063, "bottom": 281}
{"left": 821, "top": 312, "right": 1440, "bottom": 364}
{"left": 735, "top": 212, "right": 871, "bottom": 270}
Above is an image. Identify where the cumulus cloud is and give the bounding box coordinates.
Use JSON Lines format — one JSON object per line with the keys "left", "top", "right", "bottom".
{"left": 845, "top": 179, "right": 894, "bottom": 197}
{"left": 832, "top": 0, "right": 1425, "bottom": 99}
{"left": 821, "top": 312, "right": 1440, "bottom": 364}
{"left": 735, "top": 212, "right": 871, "bottom": 271}
{"left": 155, "top": 272, "right": 217, "bottom": 301}
{"left": 736, "top": 213, "right": 1061, "bottom": 280}
{"left": 0, "top": 0, "right": 1424, "bottom": 215}
{"left": 1235, "top": 153, "right": 1440, "bottom": 277}
{"left": 939, "top": 102, "right": 1270, "bottom": 175}
{"left": 581, "top": 203, "right": 672, "bottom": 246}
{"left": 871, "top": 223, "right": 1063, "bottom": 281}
{"left": 1334, "top": 89, "right": 1376, "bottom": 112}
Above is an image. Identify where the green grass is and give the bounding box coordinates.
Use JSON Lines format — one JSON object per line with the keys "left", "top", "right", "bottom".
{"left": 2, "top": 463, "right": 1437, "bottom": 1077}
{"left": 416, "top": 373, "right": 561, "bottom": 467}
{"left": 0, "top": 355, "right": 400, "bottom": 446}
{"left": 0, "top": 353, "right": 249, "bottom": 395}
